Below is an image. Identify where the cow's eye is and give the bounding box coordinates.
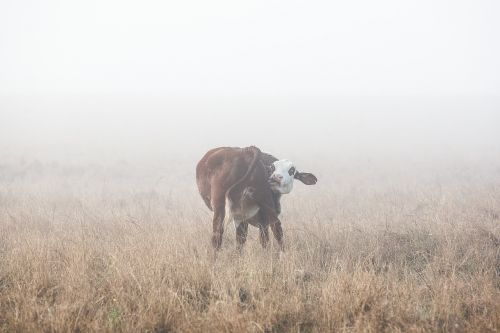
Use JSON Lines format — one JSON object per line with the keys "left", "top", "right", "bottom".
{"left": 270, "top": 164, "right": 275, "bottom": 172}
{"left": 288, "top": 167, "right": 296, "bottom": 176}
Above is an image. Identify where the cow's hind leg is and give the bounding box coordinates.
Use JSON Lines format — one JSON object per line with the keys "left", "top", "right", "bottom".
{"left": 235, "top": 221, "right": 248, "bottom": 253}
{"left": 259, "top": 225, "right": 269, "bottom": 249}
{"left": 211, "top": 190, "right": 226, "bottom": 251}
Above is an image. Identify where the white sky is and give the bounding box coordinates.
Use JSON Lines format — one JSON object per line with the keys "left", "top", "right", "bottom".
{"left": 1, "top": 0, "right": 499, "bottom": 97}
{"left": 1, "top": 1, "right": 499, "bottom": 163}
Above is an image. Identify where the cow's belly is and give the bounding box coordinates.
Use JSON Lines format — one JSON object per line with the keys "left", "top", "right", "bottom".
{"left": 226, "top": 200, "right": 260, "bottom": 229}
{"left": 231, "top": 204, "right": 259, "bottom": 221}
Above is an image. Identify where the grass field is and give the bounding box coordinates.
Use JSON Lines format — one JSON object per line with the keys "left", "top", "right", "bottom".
{"left": 0, "top": 155, "right": 499, "bottom": 332}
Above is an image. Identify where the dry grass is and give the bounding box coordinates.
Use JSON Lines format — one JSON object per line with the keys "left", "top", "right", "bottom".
{"left": 0, "top": 156, "right": 499, "bottom": 332}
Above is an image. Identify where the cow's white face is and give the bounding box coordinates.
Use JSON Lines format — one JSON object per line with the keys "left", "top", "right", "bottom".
{"left": 268, "top": 159, "right": 297, "bottom": 194}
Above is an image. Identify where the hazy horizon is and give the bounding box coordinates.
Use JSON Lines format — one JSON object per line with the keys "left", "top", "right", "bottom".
{"left": 1, "top": 1, "right": 500, "bottom": 165}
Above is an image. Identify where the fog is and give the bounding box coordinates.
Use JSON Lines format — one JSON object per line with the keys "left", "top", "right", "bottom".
{"left": 3, "top": 4, "right": 500, "bottom": 331}
{"left": 2, "top": 96, "right": 499, "bottom": 166}
{"left": 1, "top": 1, "right": 499, "bottom": 165}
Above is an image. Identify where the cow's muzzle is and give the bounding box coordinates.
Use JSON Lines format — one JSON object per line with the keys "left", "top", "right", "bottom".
{"left": 268, "top": 174, "right": 283, "bottom": 186}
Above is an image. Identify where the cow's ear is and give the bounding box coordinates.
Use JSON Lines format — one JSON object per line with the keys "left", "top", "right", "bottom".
{"left": 294, "top": 172, "right": 317, "bottom": 185}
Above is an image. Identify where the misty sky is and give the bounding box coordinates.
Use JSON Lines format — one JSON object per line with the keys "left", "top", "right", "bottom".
{"left": 1, "top": 1, "right": 499, "bottom": 163}
{"left": 1, "top": 0, "right": 499, "bottom": 97}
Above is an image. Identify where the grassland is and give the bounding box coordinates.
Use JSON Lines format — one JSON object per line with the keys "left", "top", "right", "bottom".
{"left": 0, "top": 155, "right": 499, "bottom": 332}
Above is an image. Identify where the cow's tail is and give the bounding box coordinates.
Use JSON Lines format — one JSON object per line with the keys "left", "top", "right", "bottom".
{"left": 225, "top": 146, "right": 261, "bottom": 202}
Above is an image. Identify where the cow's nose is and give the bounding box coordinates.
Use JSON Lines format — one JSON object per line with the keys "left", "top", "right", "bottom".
{"left": 273, "top": 174, "right": 283, "bottom": 181}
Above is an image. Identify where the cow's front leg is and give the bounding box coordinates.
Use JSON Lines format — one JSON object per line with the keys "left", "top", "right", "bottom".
{"left": 253, "top": 209, "right": 270, "bottom": 249}
{"left": 270, "top": 221, "right": 284, "bottom": 252}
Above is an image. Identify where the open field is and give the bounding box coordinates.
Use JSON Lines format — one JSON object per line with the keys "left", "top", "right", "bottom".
{"left": 1, "top": 0, "right": 499, "bottom": 329}
{"left": 0, "top": 154, "right": 499, "bottom": 332}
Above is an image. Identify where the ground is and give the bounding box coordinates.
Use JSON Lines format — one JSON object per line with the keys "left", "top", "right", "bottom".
{"left": 0, "top": 155, "right": 499, "bottom": 332}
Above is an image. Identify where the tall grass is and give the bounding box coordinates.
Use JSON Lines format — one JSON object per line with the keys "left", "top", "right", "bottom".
{"left": 0, "top": 156, "right": 498, "bottom": 332}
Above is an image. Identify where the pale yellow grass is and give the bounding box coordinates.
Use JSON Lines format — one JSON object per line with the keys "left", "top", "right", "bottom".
{"left": 0, "top": 156, "right": 499, "bottom": 332}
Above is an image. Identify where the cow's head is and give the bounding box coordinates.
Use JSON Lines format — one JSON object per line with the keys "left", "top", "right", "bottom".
{"left": 267, "top": 159, "right": 317, "bottom": 194}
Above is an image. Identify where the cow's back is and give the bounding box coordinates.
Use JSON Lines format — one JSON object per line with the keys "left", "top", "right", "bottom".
{"left": 196, "top": 147, "right": 241, "bottom": 210}
{"left": 196, "top": 146, "right": 265, "bottom": 210}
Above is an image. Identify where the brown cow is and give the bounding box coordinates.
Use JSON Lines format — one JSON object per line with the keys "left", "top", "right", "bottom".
{"left": 196, "top": 146, "right": 317, "bottom": 253}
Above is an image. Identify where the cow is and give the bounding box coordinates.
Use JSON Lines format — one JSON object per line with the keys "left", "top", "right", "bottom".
{"left": 196, "top": 146, "right": 317, "bottom": 253}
